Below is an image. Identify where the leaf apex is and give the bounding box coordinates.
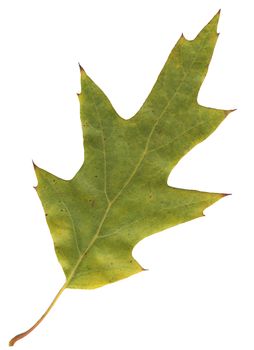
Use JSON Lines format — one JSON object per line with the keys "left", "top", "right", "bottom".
{"left": 213, "top": 8, "right": 221, "bottom": 23}
{"left": 203, "top": 9, "right": 221, "bottom": 35}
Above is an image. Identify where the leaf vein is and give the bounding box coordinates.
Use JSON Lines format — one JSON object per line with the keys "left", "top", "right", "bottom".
{"left": 147, "top": 120, "right": 207, "bottom": 154}
{"left": 61, "top": 201, "right": 81, "bottom": 255}
{"left": 98, "top": 198, "right": 212, "bottom": 239}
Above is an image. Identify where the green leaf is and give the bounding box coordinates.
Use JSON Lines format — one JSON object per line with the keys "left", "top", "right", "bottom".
{"left": 10, "top": 11, "right": 232, "bottom": 346}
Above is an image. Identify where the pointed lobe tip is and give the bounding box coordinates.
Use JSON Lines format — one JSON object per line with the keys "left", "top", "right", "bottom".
{"left": 142, "top": 267, "right": 149, "bottom": 272}
{"left": 78, "top": 63, "right": 85, "bottom": 73}
{"left": 208, "top": 9, "right": 221, "bottom": 32}
{"left": 221, "top": 193, "right": 232, "bottom": 197}
{"left": 224, "top": 109, "right": 237, "bottom": 117}
{"left": 32, "top": 160, "right": 37, "bottom": 170}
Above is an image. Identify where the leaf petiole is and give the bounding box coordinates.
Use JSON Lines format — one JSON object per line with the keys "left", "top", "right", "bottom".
{"left": 9, "top": 282, "right": 66, "bottom": 346}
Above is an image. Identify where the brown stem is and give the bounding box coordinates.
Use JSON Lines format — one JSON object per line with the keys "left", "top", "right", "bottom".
{"left": 9, "top": 283, "right": 66, "bottom": 346}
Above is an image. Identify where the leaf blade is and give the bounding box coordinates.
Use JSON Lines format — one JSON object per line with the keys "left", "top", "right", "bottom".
{"left": 34, "top": 11, "right": 230, "bottom": 291}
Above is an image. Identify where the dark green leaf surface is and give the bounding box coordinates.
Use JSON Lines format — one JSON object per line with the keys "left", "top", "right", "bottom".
{"left": 34, "top": 11, "right": 229, "bottom": 290}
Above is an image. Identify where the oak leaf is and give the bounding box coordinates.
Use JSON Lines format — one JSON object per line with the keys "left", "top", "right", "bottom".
{"left": 10, "top": 11, "right": 232, "bottom": 346}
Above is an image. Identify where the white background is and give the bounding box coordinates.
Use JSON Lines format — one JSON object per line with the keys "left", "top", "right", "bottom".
{"left": 0, "top": 0, "right": 253, "bottom": 349}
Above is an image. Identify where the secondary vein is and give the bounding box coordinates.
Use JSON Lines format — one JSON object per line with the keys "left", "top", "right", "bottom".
{"left": 61, "top": 201, "right": 81, "bottom": 255}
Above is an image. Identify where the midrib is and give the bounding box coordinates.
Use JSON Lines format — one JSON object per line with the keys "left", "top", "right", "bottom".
{"left": 65, "top": 32, "right": 210, "bottom": 287}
